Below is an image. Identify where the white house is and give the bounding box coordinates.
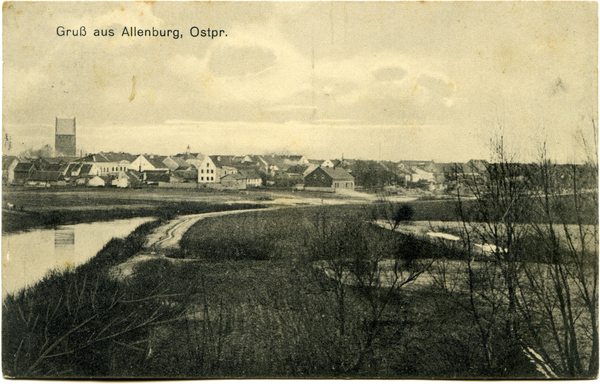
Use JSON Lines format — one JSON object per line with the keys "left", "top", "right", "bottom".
{"left": 129, "top": 155, "right": 170, "bottom": 173}
{"left": 87, "top": 175, "right": 106, "bottom": 187}
{"left": 197, "top": 155, "right": 218, "bottom": 183}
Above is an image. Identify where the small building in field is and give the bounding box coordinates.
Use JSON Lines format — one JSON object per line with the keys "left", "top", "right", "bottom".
{"left": 87, "top": 175, "right": 106, "bottom": 187}
{"left": 304, "top": 166, "right": 355, "bottom": 192}
{"left": 13, "top": 162, "right": 36, "bottom": 183}
{"left": 238, "top": 169, "right": 262, "bottom": 187}
{"left": 2, "top": 156, "right": 19, "bottom": 184}
{"left": 220, "top": 173, "right": 247, "bottom": 190}
{"left": 29, "top": 171, "right": 66, "bottom": 186}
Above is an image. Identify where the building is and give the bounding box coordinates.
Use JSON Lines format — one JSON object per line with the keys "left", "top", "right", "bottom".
{"left": 80, "top": 152, "right": 136, "bottom": 175}
{"left": 304, "top": 166, "right": 355, "bottom": 192}
{"left": 13, "top": 162, "right": 36, "bottom": 183}
{"left": 197, "top": 155, "right": 219, "bottom": 183}
{"left": 2, "top": 156, "right": 19, "bottom": 184}
{"left": 55, "top": 117, "right": 76, "bottom": 156}
{"left": 129, "top": 154, "right": 170, "bottom": 173}
{"left": 220, "top": 173, "right": 247, "bottom": 190}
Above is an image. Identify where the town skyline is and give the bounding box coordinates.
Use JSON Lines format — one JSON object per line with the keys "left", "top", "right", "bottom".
{"left": 3, "top": 2, "right": 597, "bottom": 164}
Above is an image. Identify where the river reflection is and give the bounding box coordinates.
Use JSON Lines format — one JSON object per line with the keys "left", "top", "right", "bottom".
{"left": 2, "top": 217, "right": 153, "bottom": 298}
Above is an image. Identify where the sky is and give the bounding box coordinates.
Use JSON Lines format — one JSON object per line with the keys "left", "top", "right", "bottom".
{"left": 2, "top": 2, "right": 597, "bottom": 163}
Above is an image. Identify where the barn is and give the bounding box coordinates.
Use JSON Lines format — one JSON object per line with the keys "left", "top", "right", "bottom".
{"left": 304, "top": 166, "right": 355, "bottom": 192}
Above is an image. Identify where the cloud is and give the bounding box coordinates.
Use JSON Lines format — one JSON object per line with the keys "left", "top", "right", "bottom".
{"left": 370, "top": 65, "right": 408, "bottom": 82}
{"left": 208, "top": 45, "right": 277, "bottom": 77}
{"left": 169, "top": 22, "right": 312, "bottom": 103}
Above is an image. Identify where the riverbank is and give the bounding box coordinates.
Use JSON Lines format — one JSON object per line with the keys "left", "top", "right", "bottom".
{"left": 2, "top": 186, "right": 360, "bottom": 233}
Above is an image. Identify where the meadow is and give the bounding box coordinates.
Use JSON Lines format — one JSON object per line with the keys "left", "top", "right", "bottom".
{"left": 2, "top": 194, "right": 595, "bottom": 378}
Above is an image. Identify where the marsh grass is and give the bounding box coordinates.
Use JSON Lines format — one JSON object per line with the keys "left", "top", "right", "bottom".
{"left": 3, "top": 204, "right": 542, "bottom": 378}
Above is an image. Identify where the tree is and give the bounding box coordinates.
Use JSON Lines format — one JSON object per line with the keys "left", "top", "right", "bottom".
{"left": 451, "top": 127, "right": 599, "bottom": 378}
{"left": 450, "top": 136, "right": 534, "bottom": 375}
{"left": 517, "top": 140, "right": 598, "bottom": 378}
{"left": 307, "top": 207, "right": 431, "bottom": 373}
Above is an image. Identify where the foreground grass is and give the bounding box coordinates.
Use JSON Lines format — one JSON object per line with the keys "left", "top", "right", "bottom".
{"left": 2, "top": 198, "right": 266, "bottom": 233}
{"left": 4, "top": 204, "right": 543, "bottom": 378}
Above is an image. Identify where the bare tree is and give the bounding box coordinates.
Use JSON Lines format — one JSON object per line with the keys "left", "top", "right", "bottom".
{"left": 307, "top": 207, "right": 432, "bottom": 373}
{"left": 517, "top": 136, "right": 598, "bottom": 378}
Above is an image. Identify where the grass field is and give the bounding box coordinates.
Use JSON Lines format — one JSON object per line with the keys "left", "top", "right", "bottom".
{"left": 2, "top": 186, "right": 273, "bottom": 233}
{"left": 3, "top": 186, "right": 595, "bottom": 377}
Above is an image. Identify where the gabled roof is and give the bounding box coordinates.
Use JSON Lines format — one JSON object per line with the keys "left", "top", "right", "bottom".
{"left": 79, "top": 164, "right": 95, "bottom": 175}
{"left": 44, "top": 163, "right": 68, "bottom": 172}
{"left": 144, "top": 171, "right": 170, "bottom": 183}
{"left": 100, "top": 152, "right": 137, "bottom": 163}
{"left": 80, "top": 153, "right": 111, "bottom": 163}
{"left": 209, "top": 155, "right": 239, "bottom": 168}
{"left": 142, "top": 155, "right": 169, "bottom": 169}
{"left": 176, "top": 153, "right": 203, "bottom": 160}
{"left": 238, "top": 169, "right": 261, "bottom": 179}
{"left": 314, "top": 166, "right": 354, "bottom": 180}
{"left": 65, "top": 163, "right": 82, "bottom": 176}
{"left": 14, "top": 162, "right": 35, "bottom": 172}
{"left": 221, "top": 172, "right": 246, "bottom": 181}
{"left": 168, "top": 156, "right": 191, "bottom": 170}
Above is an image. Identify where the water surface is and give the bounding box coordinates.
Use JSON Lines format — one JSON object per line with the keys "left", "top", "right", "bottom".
{"left": 2, "top": 217, "right": 153, "bottom": 297}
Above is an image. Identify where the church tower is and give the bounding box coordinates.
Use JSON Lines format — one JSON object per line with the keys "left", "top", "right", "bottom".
{"left": 55, "top": 117, "right": 76, "bottom": 156}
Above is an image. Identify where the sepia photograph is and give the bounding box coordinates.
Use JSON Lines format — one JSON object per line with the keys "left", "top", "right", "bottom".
{"left": 1, "top": 1, "right": 598, "bottom": 379}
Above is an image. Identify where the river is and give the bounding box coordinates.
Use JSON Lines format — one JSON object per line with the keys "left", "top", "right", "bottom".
{"left": 2, "top": 217, "right": 153, "bottom": 298}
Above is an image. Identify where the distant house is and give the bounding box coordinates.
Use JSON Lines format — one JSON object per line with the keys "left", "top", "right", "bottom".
{"left": 304, "top": 166, "right": 355, "bottom": 192}
{"left": 171, "top": 169, "right": 198, "bottom": 183}
{"left": 197, "top": 155, "right": 219, "bottom": 183}
{"left": 129, "top": 154, "right": 170, "bottom": 173}
{"left": 162, "top": 156, "right": 192, "bottom": 171}
{"left": 320, "top": 159, "right": 336, "bottom": 168}
{"left": 87, "top": 175, "right": 106, "bottom": 187}
{"left": 13, "top": 162, "right": 36, "bottom": 183}
{"left": 65, "top": 163, "right": 101, "bottom": 181}
{"left": 220, "top": 173, "right": 247, "bottom": 190}
{"left": 111, "top": 171, "right": 141, "bottom": 188}
{"left": 238, "top": 169, "right": 262, "bottom": 187}
{"left": 143, "top": 170, "right": 170, "bottom": 185}
{"left": 2, "top": 156, "right": 19, "bottom": 184}
{"left": 177, "top": 153, "right": 204, "bottom": 169}
{"left": 81, "top": 152, "right": 136, "bottom": 175}
{"left": 263, "top": 155, "right": 309, "bottom": 175}
{"left": 29, "top": 171, "right": 66, "bottom": 186}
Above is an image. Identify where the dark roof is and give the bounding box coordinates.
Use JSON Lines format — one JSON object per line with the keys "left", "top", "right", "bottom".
{"left": 144, "top": 171, "right": 170, "bottom": 183}
{"left": 143, "top": 155, "right": 169, "bottom": 169}
{"left": 44, "top": 163, "right": 68, "bottom": 172}
{"left": 79, "top": 164, "right": 95, "bottom": 175}
{"left": 209, "top": 155, "right": 239, "bottom": 168}
{"left": 30, "top": 171, "right": 63, "bottom": 182}
{"left": 65, "top": 163, "right": 82, "bottom": 176}
{"left": 317, "top": 166, "right": 354, "bottom": 180}
{"left": 172, "top": 169, "right": 198, "bottom": 180}
{"left": 80, "top": 154, "right": 110, "bottom": 163}
{"left": 238, "top": 169, "right": 261, "bottom": 179}
{"left": 41, "top": 156, "right": 79, "bottom": 164}
{"left": 221, "top": 173, "right": 246, "bottom": 181}
{"left": 168, "top": 156, "right": 192, "bottom": 170}
{"left": 14, "top": 162, "right": 35, "bottom": 172}
{"left": 100, "top": 152, "right": 137, "bottom": 163}
{"left": 286, "top": 164, "right": 309, "bottom": 174}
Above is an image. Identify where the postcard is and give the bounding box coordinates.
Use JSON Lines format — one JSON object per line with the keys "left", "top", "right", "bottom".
{"left": 2, "top": 1, "right": 598, "bottom": 379}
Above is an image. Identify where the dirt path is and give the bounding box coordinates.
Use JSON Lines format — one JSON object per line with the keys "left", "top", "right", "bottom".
{"left": 146, "top": 208, "right": 275, "bottom": 250}
{"left": 110, "top": 207, "right": 279, "bottom": 280}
